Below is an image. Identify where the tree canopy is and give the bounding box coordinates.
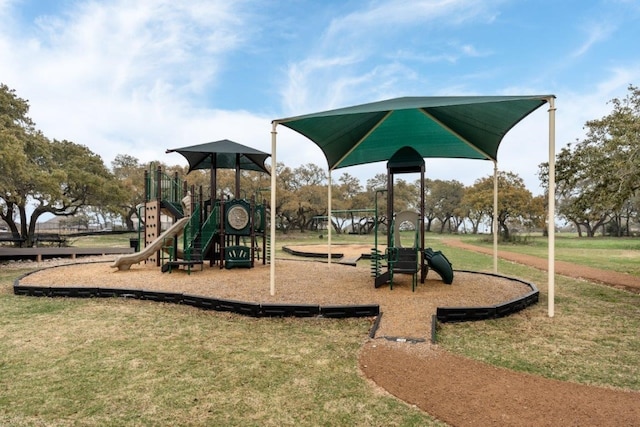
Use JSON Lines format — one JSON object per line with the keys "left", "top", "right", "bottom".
{"left": 6, "top": 81, "right": 640, "bottom": 242}
{"left": 0, "top": 74, "right": 547, "bottom": 244}
{"left": 0, "top": 83, "right": 125, "bottom": 245}
{"left": 540, "top": 85, "right": 640, "bottom": 236}
{"left": 463, "top": 172, "right": 540, "bottom": 239}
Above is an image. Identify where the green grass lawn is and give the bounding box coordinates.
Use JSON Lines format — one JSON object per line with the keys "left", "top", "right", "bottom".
{"left": 431, "top": 247, "right": 640, "bottom": 391}
{"left": 68, "top": 232, "right": 138, "bottom": 248}
{"left": 1, "top": 231, "right": 639, "bottom": 425}
{"left": 452, "top": 232, "right": 640, "bottom": 275}
{"left": 0, "top": 271, "right": 441, "bottom": 426}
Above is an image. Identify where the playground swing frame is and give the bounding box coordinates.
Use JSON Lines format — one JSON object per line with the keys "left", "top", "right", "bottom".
{"left": 312, "top": 208, "right": 377, "bottom": 236}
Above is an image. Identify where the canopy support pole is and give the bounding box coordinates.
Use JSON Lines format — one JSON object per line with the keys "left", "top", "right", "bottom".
{"left": 493, "top": 161, "right": 498, "bottom": 273}
{"left": 210, "top": 154, "right": 217, "bottom": 202}
{"left": 548, "top": 98, "right": 556, "bottom": 317}
{"left": 270, "top": 122, "right": 277, "bottom": 296}
{"left": 235, "top": 153, "right": 240, "bottom": 198}
{"left": 420, "top": 162, "right": 425, "bottom": 281}
{"left": 328, "top": 171, "right": 332, "bottom": 265}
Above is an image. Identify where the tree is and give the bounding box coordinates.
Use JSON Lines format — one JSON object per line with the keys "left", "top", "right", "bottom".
{"left": 366, "top": 173, "right": 387, "bottom": 194}
{"left": 422, "top": 179, "right": 437, "bottom": 232}
{"left": 111, "top": 154, "right": 146, "bottom": 230}
{"left": 459, "top": 187, "right": 488, "bottom": 234}
{"left": 539, "top": 85, "right": 640, "bottom": 237}
{"left": 587, "top": 85, "right": 640, "bottom": 199}
{"left": 334, "top": 172, "right": 363, "bottom": 211}
{"left": 364, "top": 173, "right": 418, "bottom": 226}
{"left": 365, "top": 173, "right": 389, "bottom": 230}
{"left": 0, "top": 84, "right": 37, "bottom": 237}
{"left": 549, "top": 144, "right": 613, "bottom": 236}
{"left": 426, "top": 179, "right": 465, "bottom": 233}
{"left": 399, "top": 178, "right": 421, "bottom": 212}
{"left": 527, "top": 195, "right": 547, "bottom": 232}
{"left": 0, "top": 84, "right": 124, "bottom": 245}
{"left": 32, "top": 140, "right": 123, "bottom": 236}
{"left": 290, "top": 164, "right": 327, "bottom": 232}
{"left": 465, "top": 171, "right": 534, "bottom": 240}
{"left": 273, "top": 163, "right": 296, "bottom": 233}
{"left": 269, "top": 163, "right": 328, "bottom": 232}
{"left": 293, "top": 163, "right": 326, "bottom": 188}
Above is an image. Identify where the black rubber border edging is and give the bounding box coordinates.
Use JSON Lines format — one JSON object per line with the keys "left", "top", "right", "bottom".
{"left": 12, "top": 263, "right": 539, "bottom": 326}
{"left": 435, "top": 269, "right": 539, "bottom": 322}
{"left": 282, "top": 246, "right": 343, "bottom": 259}
{"left": 13, "top": 263, "right": 380, "bottom": 321}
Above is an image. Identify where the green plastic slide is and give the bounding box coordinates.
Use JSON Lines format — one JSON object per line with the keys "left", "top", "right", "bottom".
{"left": 424, "top": 247, "right": 454, "bottom": 284}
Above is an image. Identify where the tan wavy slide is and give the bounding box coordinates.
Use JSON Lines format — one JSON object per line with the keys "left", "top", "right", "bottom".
{"left": 111, "top": 216, "right": 190, "bottom": 271}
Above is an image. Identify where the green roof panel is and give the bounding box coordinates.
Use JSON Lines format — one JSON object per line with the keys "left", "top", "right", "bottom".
{"left": 274, "top": 95, "right": 552, "bottom": 170}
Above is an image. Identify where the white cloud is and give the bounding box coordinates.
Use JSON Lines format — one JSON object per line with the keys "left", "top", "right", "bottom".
{"left": 390, "top": 41, "right": 490, "bottom": 65}
{"left": 280, "top": 0, "right": 504, "bottom": 114}
{"left": 282, "top": 54, "right": 363, "bottom": 113}
{"left": 325, "top": 0, "right": 501, "bottom": 39}
{"left": 0, "top": 0, "right": 253, "bottom": 168}
{"left": 571, "top": 21, "right": 615, "bottom": 58}
{"left": 26, "top": 0, "right": 245, "bottom": 93}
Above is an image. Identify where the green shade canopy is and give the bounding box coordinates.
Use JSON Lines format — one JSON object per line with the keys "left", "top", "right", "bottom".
{"left": 268, "top": 95, "right": 558, "bottom": 317}
{"left": 166, "top": 139, "right": 270, "bottom": 174}
{"left": 273, "top": 95, "right": 553, "bottom": 170}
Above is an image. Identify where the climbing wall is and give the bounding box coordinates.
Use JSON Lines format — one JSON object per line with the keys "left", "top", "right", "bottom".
{"left": 145, "top": 200, "right": 160, "bottom": 265}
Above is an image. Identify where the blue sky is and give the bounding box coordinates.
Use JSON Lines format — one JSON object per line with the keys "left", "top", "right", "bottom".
{"left": 1, "top": 0, "right": 639, "bottom": 195}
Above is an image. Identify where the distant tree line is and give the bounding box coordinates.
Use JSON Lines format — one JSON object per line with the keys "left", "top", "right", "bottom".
{"left": 2, "top": 83, "right": 639, "bottom": 246}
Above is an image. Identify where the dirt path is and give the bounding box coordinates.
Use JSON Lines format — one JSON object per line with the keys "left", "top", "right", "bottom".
{"left": 442, "top": 238, "right": 640, "bottom": 293}
{"left": 360, "top": 342, "right": 640, "bottom": 427}
{"left": 359, "top": 239, "right": 640, "bottom": 426}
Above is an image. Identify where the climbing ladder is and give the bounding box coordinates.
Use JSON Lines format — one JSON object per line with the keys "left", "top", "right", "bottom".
{"left": 370, "top": 247, "right": 383, "bottom": 278}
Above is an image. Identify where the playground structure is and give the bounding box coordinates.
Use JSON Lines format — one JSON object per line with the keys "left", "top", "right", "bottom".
{"left": 372, "top": 146, "right": 454, "bottom": 290}
{"left": 12, "top": 95, "right": 549, "bottom": 359}
{"left": 112, "top": 163, "right": 269, "bottom": 273}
